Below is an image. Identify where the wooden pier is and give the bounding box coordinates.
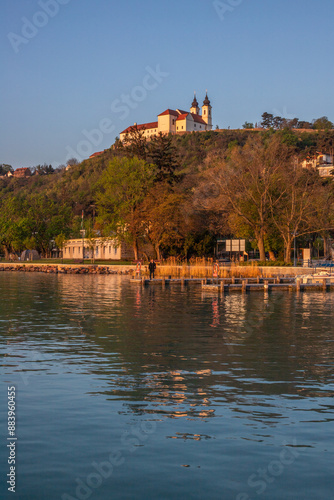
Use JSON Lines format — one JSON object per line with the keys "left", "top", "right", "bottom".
{"left": 130, "top": 275, "right": 334, "bottom": 293}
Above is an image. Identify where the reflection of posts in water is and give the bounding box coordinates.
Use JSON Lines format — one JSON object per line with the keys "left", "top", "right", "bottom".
{"left": 213, "top": 262, "right": 219, "bottom": 286}
{"left": 224, "top": 293, "right": 285, "bottom": 353}
{"left": 210, "top": 298, "right": 220, "bottom": 328}
{"left": 134, "top": 287, "right": 142, "bottom": 316}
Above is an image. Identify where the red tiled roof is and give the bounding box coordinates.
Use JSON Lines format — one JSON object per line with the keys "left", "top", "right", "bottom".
{"left": 89, "top": 151, "right": 104, "bottom": 158}
{"left": 191, "top": 113, "right": 207, "bottom": 125}
{"left": 176, "top": 113, "right": 189, "bottom": 121}
{"left": 176, "top": 113, "right": 206, "bottom": 125}
{"left": 120, "top": 122, "right": 158, "bottom": 135}
{"left": 158, "top": 109, "right": 178, "bottom": 117}
{"left": 176, "top": 109, "right": 188, "bottom": 115}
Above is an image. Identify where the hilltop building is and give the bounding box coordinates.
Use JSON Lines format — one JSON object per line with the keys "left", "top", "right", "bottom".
{"left": 120, "top": 92, "right": 213, "bottom": 141}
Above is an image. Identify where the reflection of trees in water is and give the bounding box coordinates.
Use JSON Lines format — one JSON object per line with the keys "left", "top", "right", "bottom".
{"left": 1, "top": 273, "right": 334, "bottom": 414}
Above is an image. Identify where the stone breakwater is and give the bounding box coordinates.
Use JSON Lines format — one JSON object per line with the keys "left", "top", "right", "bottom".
{"left": 0, "top": 264, "right": 135, "bottom": 275}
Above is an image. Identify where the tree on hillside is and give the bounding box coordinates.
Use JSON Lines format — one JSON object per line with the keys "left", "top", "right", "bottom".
{"left": 97, "top": 156, "right": 156, "bottom": 260}
{"left": 313, "top": 116, "right": 334, "bottom": 130}
{"left": 0, "top": 196, "right": 30, "bottom": 257}
{"left": 123, "top": 126, "right": 148, "bottom": 161}
{"left": 307, "top": 181, "right": 334, "bottom": 258}
{"left": 269, "top": 160, "right": 321, "bottom": 262}
{"left": 261, "top": 112, "right": 274, "bottom": 129}
{"left": 67, "top": 157, "right": 79, "bottom": 166}
{"left": 55, "top": 233, "right": 67, "bottom": 262}
{"left": 242, "top": 122, "right": 254, "bottom": 129}
{"left": 147, "top": 133, "right": 180, "bottom": 183}
{"left": 31, "top": 163, "right": 54, "bottom": 175}
{"left": 0, "top": 164, "right": 13, "bottom": 175}
{"left": 201, "top": 135, "right": 295, "bottom": 261}
{"left": 140, "top": 182, "right": 186, "bottom": 259}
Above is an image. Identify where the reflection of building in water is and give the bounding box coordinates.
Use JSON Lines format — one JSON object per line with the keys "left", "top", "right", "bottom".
{"left": 57, "top": 275, "right": 123, "bottom": 333}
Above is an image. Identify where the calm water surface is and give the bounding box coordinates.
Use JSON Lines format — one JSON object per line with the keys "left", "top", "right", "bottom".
{"left": 0, "top": 272, "right": 333, "bottom": 500}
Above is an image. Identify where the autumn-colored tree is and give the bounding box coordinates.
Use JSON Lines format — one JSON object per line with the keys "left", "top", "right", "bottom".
{"left": 201, "top": 135, "right": 292, "bottom": 260}
{"left": 97, "top": 156, "right": 156, "bottom": 260}
{"left": 269, "top": 160, "right": 321, "bottom": 262}
{"left": 140, "top": 182, "right": 186, "bottom": 259}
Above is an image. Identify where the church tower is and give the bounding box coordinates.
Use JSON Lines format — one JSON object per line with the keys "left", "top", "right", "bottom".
{"left": 190, "top": 92, "right": 200, "bottom": 115}
{"left": 201, "top": 92, "right": 212, "bottom": 130}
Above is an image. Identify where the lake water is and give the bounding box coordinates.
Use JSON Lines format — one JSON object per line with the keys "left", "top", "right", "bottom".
{"left": 0, "top": 272, "right": 333, "bottom": 500}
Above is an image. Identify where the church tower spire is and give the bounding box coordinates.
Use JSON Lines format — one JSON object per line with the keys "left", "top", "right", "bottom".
{"left": 190, "top": 92, "right": 200, "bottom": 115}
{"left": 202, "top": 91, "right": 212, "bottom": 130}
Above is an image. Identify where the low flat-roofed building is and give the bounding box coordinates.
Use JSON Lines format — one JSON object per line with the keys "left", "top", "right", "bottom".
{"left": 63, "top": 238, "right": 135, "bottom": 261}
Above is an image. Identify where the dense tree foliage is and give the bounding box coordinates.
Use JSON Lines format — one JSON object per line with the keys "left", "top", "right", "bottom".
{"left": 1, "top": 128, "right": 334, "bottom": 261}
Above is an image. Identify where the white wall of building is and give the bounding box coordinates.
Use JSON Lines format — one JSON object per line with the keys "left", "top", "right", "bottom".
{"left": 63, "top": 239, "right": 122, "bottom": 260}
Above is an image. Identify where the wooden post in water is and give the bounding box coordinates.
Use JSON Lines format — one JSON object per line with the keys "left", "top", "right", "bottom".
{"left": 232, "top": 276, "right": 235, "bottom": 284}
{"left": 296, "top": 278, "right": 301, "bottom": 293}
{"left": 220, "top": 280, "right": 225, "bottom": 295}
{"left": 323, "top": 278, "right": 327, "bottom": 291}
{"left": 242, "top": 280, "right": 247, "bottom": 293}
{"left": 257, "top": 276, "right": 260, "bottom": 284}
{"left": 141, "top": 276, "right": 145, "bottom": 286}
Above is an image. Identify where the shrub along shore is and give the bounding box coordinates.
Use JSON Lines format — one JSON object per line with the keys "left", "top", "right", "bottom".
{"left": 0, "top": 262, "right": 317, "bottom": 278}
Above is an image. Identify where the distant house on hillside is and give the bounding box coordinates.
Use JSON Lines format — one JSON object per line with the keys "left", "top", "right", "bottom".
{"left": 13, "top": 167, "right": 31, "bottom": 178}
{"left": 302, "top": 152, "right": 334, "bottom": 177}
{"left": 89, "top": 151, "right": 104, "bottom": 159}
{"left": 120, "top": 92, "right": 213, "bottom": 141}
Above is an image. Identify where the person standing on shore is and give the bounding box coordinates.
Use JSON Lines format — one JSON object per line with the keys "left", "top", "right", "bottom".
{"left": 149, "top": 259, "right": 156, "bottom": 280}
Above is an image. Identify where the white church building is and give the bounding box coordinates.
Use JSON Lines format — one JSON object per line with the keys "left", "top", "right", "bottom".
{"left": 120, "top": 93, "right": 213, "bottom": 141}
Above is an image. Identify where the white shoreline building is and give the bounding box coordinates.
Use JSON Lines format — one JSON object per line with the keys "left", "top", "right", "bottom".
{"left": 63, "top": 238, "right": 134, "bottom": 260}
{"left": 120, "top": 93, "right": 213, "bottom": 141}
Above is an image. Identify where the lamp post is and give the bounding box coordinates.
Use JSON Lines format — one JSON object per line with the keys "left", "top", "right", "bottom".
{"left": 80, "top": 210, "right": 85, "bottom": 262}
{"left": 80, "top": 229, "right": 86, "bottom": 261}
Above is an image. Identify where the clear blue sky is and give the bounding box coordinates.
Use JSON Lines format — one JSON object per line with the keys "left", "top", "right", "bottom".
{"left": 2, "top": 0, "right": 334, "bottom": 168}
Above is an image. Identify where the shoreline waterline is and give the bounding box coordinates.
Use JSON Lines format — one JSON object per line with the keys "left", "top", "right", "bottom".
{"left": 0, "top": 262, "right": 329, "bottom": 278}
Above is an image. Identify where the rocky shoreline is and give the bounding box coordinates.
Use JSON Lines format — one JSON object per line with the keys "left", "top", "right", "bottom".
{"left": 0, "top": 264, "right": 135, "bottom": 275}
